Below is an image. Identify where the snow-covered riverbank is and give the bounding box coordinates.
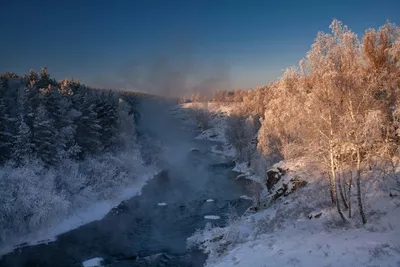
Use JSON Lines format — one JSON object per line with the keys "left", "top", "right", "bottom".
{"left": 176, "top": 102, "right": 237, "bottom": 157}
{"left": 0, "top": 160, "right": 159, "bottom": 257}
{"left": 180, "top": 102, "right": 400, "bottom": 267}
{"left": 188, "top": 158, "right": 400, "bottom": 267}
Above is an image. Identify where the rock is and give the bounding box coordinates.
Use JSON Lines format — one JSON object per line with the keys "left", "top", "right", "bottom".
{"left": 291, "top": 178, "right": 307, "bottom": 191}
{"left": 266, "top": 167, "right": 287, "bottom": 190}
{"left": 269, "top": 178, "right": 307, "bottom": 201}
{"left": 308, "top": 211, "right": 323, "bottom": 219}
{"left": 389, "top": 190, "right": 399, "bottom": 197}
{"left": 271, "top": 183, "right": 288, "bottom": 201}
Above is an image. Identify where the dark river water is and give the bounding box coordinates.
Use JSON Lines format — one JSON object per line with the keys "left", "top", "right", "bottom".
{"left": 0, "top": 100, "right": 251, "bottom": 267}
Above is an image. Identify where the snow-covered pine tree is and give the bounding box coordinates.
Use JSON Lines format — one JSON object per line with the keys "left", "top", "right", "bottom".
{"left": 0, "top": 97, "right": 13, "bottom": 163}
{"left": 94, "top": 91, "right": 118, "bottom": 150}
{"left": 37, "top": 67, "right": 56, "bottom": 89}
{"left": 75, "top": 92, "right": 102, "bottom": 157}
{"left": 26, "top": 69, "right": 39, "bottom": 89}
{"left": 40, "top": 84, "right": 74, "bottom": 159}
{"left": 32, "top": 104, "right": 57, "bottom": 165}
{"left": 12, "top": 115, "right": 33, "bottom": 163}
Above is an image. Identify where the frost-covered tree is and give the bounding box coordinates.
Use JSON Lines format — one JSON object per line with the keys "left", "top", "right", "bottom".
{"left": 36, "top": 67, "right": 55, "bottom": 89}
{"left": 0, "top": 68, "right": 147, "bottom": 246}
{"left": 222, "top": 19, "right": 400, "bottom": 224}
{"left": 32, "top": 104, "right": 57, "bottom": 165}
{"left": 226, "top": 112, "right": 260, "bottom": 162}
{"left": 75, "top": 93, "right": 102, "bottom": 157}
{"left": 12, "top": 115, "right": 33, "bottom": 163}
{"left": 94, "top": 92, "right": 118, "bottom": 149}
{"left": 0, "top": 97, "right": 13, "bottom": 163}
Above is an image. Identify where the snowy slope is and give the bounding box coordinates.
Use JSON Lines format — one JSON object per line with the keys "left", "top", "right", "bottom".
{"left": 176, "top": 102, "right": 400, "bottom": 267}
{"left": 205, "top": 226, "right": 400, "bottom": 267}
{"left": 0, "top": 166, "right": 159, "bottom": 257}
{"left": 188, "top": 159, "right": 400, "bottom": 267}
{"left": 178, "top": 102, "right": 237, "bottom": 158}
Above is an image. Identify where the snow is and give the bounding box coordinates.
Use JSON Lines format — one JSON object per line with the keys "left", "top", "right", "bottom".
{"left": 0, "top": 169, "right": 159, "bottom": 257}
{"left": 232, "top": 162, "right": 264, "bottom": 187}
{"left": 239, "top": 195, "right": 253, "bottom": 201}
{"left": 232, "top": 162, "right": 252, "bottom": 175}
{"left": 308, "top": 210, "right": 323, "bottom": 219}
{"left": 178, "top": 102, "right": 237, "bottom": 158}
{"left": 204, "top": 215, "right": 221, "bottom": 220}
{"left": 176, "top": 102, "right": 400, "bottom": 266}
{"left": 210, "top": 144, "right": 236, "bottom": 157}
{"left": 82, "top": 257, "right": 104, "bottom": 267}
{"left": 206, "top": 199, "right": 214, "bottom": 202}
{"left": 158, "top": 202, "right": 168, "bottom": 206}
{"left": 188, "top": 158, "right": 400, "bottom": 267}
{"left": 206, "top": 227, "right": 400, "bottom": 267}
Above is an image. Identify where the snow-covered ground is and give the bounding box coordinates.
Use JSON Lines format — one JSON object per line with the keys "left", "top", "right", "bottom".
{"left": 178, "top": 102, "right": 237, "bottom": 158}
{"left": 0, "top": 167, "right": 159, "bottom": 257}
{"left": 188, "top": 159, "right": 400, "bottom": 267}
{"left": 174, "top": 102, "right": 400, "bottom": 267}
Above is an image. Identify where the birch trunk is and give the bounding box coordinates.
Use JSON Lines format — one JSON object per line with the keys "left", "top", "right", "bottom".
{"left": 356, "top": 147, "right": 367, "bottom": 224}
{"left": 348, "top": 170, "right": 353, "bottom": 218}
{"left": 330, "top": 142, "right": 347, "bottom": 222}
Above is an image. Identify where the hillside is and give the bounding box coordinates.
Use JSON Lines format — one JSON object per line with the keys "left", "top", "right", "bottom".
{"left": 181, "top": 19, "right": 400, "bottom": 267}
{"left": 182, "top": 102, "right": 400, "bottom": 267}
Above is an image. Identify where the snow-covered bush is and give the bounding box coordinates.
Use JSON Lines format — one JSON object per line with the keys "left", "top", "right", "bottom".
{"left": 187, "top": 206, "right": 250, "bottom": 261}
{"left": 0, "top": 147, "right": 149, "bottom": 248}
{"left": 0, "top": 161, "right": 70, "bottom": 242}
{"left": 188, "top": 102, "right": 212, "bottom": 130}
{"left": 225, "top": 113, "right": 259, "bottom": 162}
{"left": 245, "top": 180, "right": 263, "bottom": 206}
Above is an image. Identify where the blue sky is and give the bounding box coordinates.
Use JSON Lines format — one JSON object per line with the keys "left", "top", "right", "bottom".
{"left": 0, "top": 0, "right": 399, "bottom": 94}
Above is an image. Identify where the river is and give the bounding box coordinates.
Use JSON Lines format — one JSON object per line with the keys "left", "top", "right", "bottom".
{"left": 0, "top": 99, "right": 251, "bottom": 267}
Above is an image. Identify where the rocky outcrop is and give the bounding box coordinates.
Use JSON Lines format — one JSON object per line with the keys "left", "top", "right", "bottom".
{"left": 265, "top": 165, "right": 307, "bottom": 202}
{"left": 266, "top": 167, "right": 287, "bottom": 190}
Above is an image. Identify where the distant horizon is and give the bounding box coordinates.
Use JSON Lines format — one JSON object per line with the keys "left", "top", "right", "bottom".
{"left": 1, "top": 0, "right": 399, "bottom": 95}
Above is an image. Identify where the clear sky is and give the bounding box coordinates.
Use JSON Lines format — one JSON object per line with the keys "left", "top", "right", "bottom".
{"left": 0, "top": 0, "right": 399, "bottom": 95}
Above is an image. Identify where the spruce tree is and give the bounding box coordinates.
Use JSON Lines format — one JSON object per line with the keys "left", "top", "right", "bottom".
{"left": 32, "top": 104, "right": 57, "bottom": 165}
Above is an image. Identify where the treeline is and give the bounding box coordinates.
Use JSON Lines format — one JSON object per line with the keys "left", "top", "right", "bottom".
{"left": 215, "top": 20, "right": 400, "bottom": 224}
{"left": 0, "top": 69, "right": 152, "bottom": 245}
{"left": 0, "top": 68, "right": 137, "bottom": 166}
